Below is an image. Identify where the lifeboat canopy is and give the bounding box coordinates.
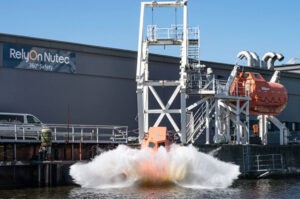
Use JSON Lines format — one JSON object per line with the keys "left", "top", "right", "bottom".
{"left": 230, "top": 72, "right": 288, "bottom": 115}
{"left": 141, "top": 127, "right": 173, "bottom": 151}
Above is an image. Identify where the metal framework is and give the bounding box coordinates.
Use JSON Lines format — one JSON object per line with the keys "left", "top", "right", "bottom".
{"left": 257, "top": 71, "right": 289, "bottom": 145}
{"left": 136, "top": 0, "right": 192, "bottom": 143}
{"left": 136, "top": 0, "right": 251, "bottom": 145}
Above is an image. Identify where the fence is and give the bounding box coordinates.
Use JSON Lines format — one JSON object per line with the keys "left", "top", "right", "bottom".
{"left": 0, "top": 123, "right": 128, "bottom": 144}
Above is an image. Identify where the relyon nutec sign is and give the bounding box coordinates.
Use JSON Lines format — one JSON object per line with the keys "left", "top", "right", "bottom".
{"left": 3, "top": 43, "right": 76, "bottom": 73}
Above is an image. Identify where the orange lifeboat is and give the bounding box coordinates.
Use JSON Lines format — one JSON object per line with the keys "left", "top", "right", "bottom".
{"left": 230, "top": 72, "right": 288, "bottom": 115}
{"left": 139, "top": 127, "right": 174, "bottom": 184}
{"left": 141, "top": 126, "right": 173, "bottom": 151}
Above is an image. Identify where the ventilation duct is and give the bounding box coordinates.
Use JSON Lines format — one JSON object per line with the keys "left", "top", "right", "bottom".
{"left": 249, "top": 51, "right": 260, "bottom": 67}
{"left": 262, "top": 52, "right": 284, "bottom": 69}
{"left": 237, "top": 50, "right": 253, "bottom": 67}
{"left": 276, "top": 53, "right": 284, "bottom": 61}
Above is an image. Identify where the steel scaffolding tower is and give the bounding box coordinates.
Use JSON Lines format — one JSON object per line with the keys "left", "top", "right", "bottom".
{"left": 136, "top": 0, "right": 199, "bottom": 143}
{"left": 136, "top": 0, "right": 193, "bottom": 143}
{"left": 136, "top": 0, "right": 251, "bottom": 145}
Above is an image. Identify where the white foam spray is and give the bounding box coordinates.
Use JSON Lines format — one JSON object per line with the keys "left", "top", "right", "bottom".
{"left": 70, "top": 145, "right": 240, "bottom": 189}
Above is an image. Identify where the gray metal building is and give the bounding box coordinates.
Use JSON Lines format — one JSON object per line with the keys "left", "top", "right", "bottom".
{"left": 0, "top": 33, "right": 300, "bottom": 134}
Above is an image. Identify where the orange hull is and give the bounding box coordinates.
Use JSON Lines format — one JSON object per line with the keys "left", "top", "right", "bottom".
{"left": 139, "top": 127, "right": 173, "bottom": 184}
{"left": 230, "top": 72, "right": 288, "bottom": 115}
{"left": 141, "top": 126, "right": 173, "bottom": 151}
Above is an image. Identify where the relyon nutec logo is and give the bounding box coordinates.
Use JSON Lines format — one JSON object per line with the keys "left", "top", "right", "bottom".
{"left": 3, "top": 43, "right": 76, "bottom": 73}
{"left": 9, "top": 48, "right": 71, "bottom": 64}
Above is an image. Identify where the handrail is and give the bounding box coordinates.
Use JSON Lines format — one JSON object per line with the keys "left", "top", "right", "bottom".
{"left": 248, "top": 154, "right": 283, "bottom": 172}
{"left": 147, "top": 25, "right": 199, "bottom": 41}
{"left": 0, "top": 123, "right": 128, "bottom": 144}
{"left": 186, "top": 98, "right": 214, "bottom": 143}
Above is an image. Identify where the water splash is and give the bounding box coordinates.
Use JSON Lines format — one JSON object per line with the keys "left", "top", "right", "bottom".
{"left": 70, "top": 145, "right": 240, "bottom": 189}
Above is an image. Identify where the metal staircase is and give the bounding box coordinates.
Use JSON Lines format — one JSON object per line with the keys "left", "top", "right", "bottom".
{"left": 187, "top": 27, "right": 200, "bottom": 68}
{"left": 187, "top": 98, "right": 214, "bottom": 143}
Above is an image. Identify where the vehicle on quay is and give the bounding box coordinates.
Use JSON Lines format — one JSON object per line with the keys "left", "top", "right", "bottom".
{"left": 0, "top": 112, "right": 46, "bottom": 140}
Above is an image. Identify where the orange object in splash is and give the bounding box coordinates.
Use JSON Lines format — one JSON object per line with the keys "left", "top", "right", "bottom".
{"left": 141, "top": 126, "right": 173, "bottom": 151}
{"left": 230, "top": 72, "right": 288, "bottom": 115}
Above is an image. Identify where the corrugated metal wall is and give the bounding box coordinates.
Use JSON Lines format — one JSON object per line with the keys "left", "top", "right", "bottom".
{"left": 0, "top": 34, "right": 300, "bottom": 132}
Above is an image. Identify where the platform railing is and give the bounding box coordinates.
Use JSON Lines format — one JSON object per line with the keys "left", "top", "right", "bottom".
{"left": 186, "top": 98, "right": 214, "bottom": 143}
{"left": 215, "top": 79, "right": 227, "bottom": 95}
{"left": 0, "top": 123, "right": 128, "bottom": 144}
{"left": 147, "top": 25, "right": 199, "bottom": 41}
{"left": 216, "top": 80, "right": 251, "bottom": 97}
{"left": 229, "top": 82, "right": 251, "bottom": 97}
{"left": 248, "top": 154, "right": 284, "bottom": 172}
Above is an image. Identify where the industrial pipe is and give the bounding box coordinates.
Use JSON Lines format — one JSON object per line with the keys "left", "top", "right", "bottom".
{"left": 237, "top": 50, "right": 253, "bottom": 67}
{"left": 262, "top": 52, "right": 284, "bottom": 69}
{"left": 276, "top": 53, "right": 284, "bottom": 61}
{"left": 249, "top": 51, "right": 260, "bottom": 67}
{"left": 262, "top": 51, "right": 276, "bottom": 69}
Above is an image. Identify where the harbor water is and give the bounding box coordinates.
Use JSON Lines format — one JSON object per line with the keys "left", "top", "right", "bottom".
{"left": 1, "top": 145, "right": 299, "bottom": 199}
{"left": 69, "top": 145, "right": 240, "bottom": 189}
{"left": 0, "top": 179, "right": 299, "bottom": 199}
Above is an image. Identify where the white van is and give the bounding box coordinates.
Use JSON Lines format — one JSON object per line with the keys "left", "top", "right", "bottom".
{"left": 0, "top": 112, "right": 46, "bottom": 140}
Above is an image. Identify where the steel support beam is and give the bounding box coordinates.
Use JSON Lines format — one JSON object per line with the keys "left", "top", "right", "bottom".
{"left": 205, "top": 100, "right": 210, "bottom": 144}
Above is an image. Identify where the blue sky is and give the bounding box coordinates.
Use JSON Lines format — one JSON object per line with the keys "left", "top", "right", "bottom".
{"left": 1, "top": 0, "right": 299, "bottom": 64}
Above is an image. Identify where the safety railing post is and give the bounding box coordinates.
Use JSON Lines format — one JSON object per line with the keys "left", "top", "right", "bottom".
{"left": 125, "top": 127, "right": 128, "bottom": 143}
{"left": 1, "top": 124, "right": 128, "bottom": 144}
{"left": 72, "top": 127, "right": 75, "bottom": 142}
{"left": 54, "top": 127, "right": 57, "bottom": 141}
{"left": 22, "top": 127, "right": 25, "bottom": 140}
{"left": 14, "top": 124, "right": 17, "bottom": 141}
{"left": 97, "top": 128, "right": 99, "bottom": 143}
{"left": 257, "top": 155, "right": 260, "bottom": 171}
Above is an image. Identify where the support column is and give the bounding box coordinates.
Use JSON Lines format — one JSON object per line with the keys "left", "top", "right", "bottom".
{"left": 180, "top": 92, "right": 187, "bottom": 144}
{"left": 45, "top": 164, "right": 49, "bottom": 186}
{"left": 143, "top": 87, "right": 148, "bottom": 134}
{"left": 143, "top": 43, "right": 149, "bottom": 134}
{"left": 71, "top": 143, "right": 74, "bottom": 161}
{"left": 214, "top": 100, "right": 219, "bottom": 141}
{"left": 245, "top": 101, "right": 250, "bottom": 144}
{"left": 226, "top": 109, "right": 230, "bottom": 143}
{"left": 13, "top": 143, "right": 17, "bottom": 161}
{"left": 280, "top": 128, "right": 284, "bottom": 145}
{"left": 136, "top": 2, "right": 145, "bottom": 143}
{"left": 236, "top": 100, "right": 241, "bottom": 144}
{"left": 205, "top": 100, "right": 210, "bottom": 144}
{"left": 179, "top": 0, "right": 188, "bottom": 144}
{"left": 258, "top": 115, "right": 267, "bottom": 145}
{"left": 263, "top": 115, "right": 268, "bottom": 144}
{"left": 137, "top": 90, "right": 145, "bottom": 142}
{"left": 258, "top": 115, "right": 263, "bottom": 142}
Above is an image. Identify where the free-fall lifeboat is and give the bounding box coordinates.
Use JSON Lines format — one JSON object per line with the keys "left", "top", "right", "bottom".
{"left": 138, "top": 127, "right": 174, "bottom": 184}
{"left": 230, "top": 72, "right": 288, "bottom": 115}
{"left": 141, "top": 126, "right": 173, "bottom": 151}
